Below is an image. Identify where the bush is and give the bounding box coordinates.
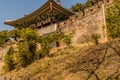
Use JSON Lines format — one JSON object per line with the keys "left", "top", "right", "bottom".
{"left": 91, "top": 34, "right": 100, "bottom": 45}
{"left": 10, "top": 28, "right": 21, "bottom": 41}
{"left": 0, "top": 30, "right": 10, "bottom": 46}
{"left": 17, "top": 41, "right": 36, "bottom": 67}
{"left": 3, "top": 28, "right": 74, "bottom": 69}
{"left": 106, "top": 0, "right": 120, "bottom": 38}
{"left": 4, "top": 47, "right": 15, "bottom": 71}
{"left": 21, "top": 28, "right": 38, "bottom": 41}
{"left": 62, "top": 33, "right": 73, "bottom": 48}
{"left": 39, "top": 35, "right": 53, "bottom": 57}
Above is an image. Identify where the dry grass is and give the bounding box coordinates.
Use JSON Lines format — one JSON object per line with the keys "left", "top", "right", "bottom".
{"left": 0, "top": 39, "right": 120, "bottom": 80}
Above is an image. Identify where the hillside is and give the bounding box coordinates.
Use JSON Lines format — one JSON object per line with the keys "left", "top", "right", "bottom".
{"left": 0, "top": 39, "right": 120, "bottom": 80}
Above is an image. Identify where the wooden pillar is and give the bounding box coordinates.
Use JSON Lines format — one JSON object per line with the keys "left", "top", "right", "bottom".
{"left": 49, "top": 0, "right": 53, "bottom": 24}
{"left": 41, "top": 22, "right": 43, "bottom": 28}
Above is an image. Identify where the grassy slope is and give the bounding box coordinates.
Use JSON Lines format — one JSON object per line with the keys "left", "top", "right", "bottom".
{"left": 0, "top": 39, "right": 120, "bottom": 80}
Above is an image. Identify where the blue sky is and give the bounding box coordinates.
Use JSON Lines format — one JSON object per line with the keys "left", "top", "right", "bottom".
{"left": 0, "top": 0, "right": 86, "bottom": 31}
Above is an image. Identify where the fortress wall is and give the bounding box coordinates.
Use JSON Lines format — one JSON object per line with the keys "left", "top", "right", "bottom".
{"left": 58, "top": 0, "right": 113, "bottom": 45}
{"left": 37, "top": 0, "right": 113, "bottom": 45}
{"left": 62, "top": 9, "right": 104, "bottom": 44}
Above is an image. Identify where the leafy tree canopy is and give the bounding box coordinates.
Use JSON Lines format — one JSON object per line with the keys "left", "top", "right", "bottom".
{"left": 70, "top": 0, "right": 101, "bottom": 12}
{"left": 106, "top": 0, "right": 120, "bottom": 38}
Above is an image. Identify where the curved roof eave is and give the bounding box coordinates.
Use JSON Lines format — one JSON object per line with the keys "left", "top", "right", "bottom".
{"left": 4, "top": 0, "right": 74, "bottom": 26}
{"left": 4, "top": 1, "right": 50, "bottom": 25}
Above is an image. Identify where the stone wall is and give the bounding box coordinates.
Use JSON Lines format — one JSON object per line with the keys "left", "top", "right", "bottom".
{"left": 60, "top": 6, "right": 104, "bottom": 44}
{"left": 37, "top": 0, "right": 113, "bottom": 45}
{"left": 38, "top": 24, "right": 57, "bottom": 35}
{"left": 57, "top": 0, "right": 113, "bottom": 45}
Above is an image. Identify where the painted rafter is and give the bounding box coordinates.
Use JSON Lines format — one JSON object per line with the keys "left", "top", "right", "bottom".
{"left": 4, "top": 0, "right": 73, "bottom": 27}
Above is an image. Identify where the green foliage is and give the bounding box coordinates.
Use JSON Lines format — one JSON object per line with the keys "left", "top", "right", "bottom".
{"left": 70, "top": 3, "right": 84, "bottom": 12}
{"left": 17, "top": 41, "right": 29, "bottom": 67}
{"left": 4, "top": 47, "right": 15, "bottom": 71}
{"left": 0, "top": 30, "right": 10, "bottom": 46}
{"left": 84, "top": 0, "right": 100, "bottom": 8}
{"left": 10, "top": 28, "right": 21, "bottom": 41}
{"left": 106, "top": 0, "right": 120, "bottom": 38}
{"left": 38, "top": 33, "right": 58, "bottom": 58}
{"left": 40, "top": 36, "right": 52, "bottom": 57}
{"left": 9, "top": 28, "right": 38, "bottom": 67}
{"left": 3, "top": 28, "right": 73, "bottom": 69}
{"left": 21, "top": 28, "right": 38, "bottom": 41}
{"left": 17, "top": 41, "right": 36, "bottom": 67}
{"left": 62, "top": 33, "right": 73, "bottom": 48}
{"left": 70, "top": 0, "right": 100, "bottom": 12}
{"left": 91, "top": 34, "right": 100, "bottom": 45}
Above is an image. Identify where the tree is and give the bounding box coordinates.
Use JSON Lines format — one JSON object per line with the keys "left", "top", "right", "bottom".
{"left": 84, "top": 0, "right": 100, "bottom": 8}
{"left": 17, "top": 41, "right": 36, "bottom": 67}
{"left": 70, "top": 0, "right": 101, "bottom": 12}
{"left": 17, "top": 28, "right": 38, "bottom": 67}
{"left": 106, "top": 0, "right": 120, "bottom": 38}
{"left": 21, "top": 28, "right": 38, "bottom": 42}
{"left": 4, "top": 47, "right": 15, "bottom": 71}
{"left": 3, "top": 28, "right": 74, "bottom": 69}
{"left": 70, "top": 3, "right": 84, "bottom": 12}
{"left": 0, "top": 30, "right": 10, "bottom": 46}
{"left": 10, "top": 28, "right": 21, "bottom": 41}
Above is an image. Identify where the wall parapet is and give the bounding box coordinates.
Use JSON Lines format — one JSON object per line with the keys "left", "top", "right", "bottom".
{"left": 58, "top": 0, "right": 113, "bottom": 29}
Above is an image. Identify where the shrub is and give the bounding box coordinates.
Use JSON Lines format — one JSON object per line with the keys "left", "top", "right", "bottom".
{"left": 39, "top": 35, "right": 53, "bottom": 57}
{"left": 17, "top": 41, "right": 36, "bottom": 67}
{"left": 106, "top": 0, "right": 120, "bottom": 38}
{"left": 10, "top": 28, "right": 21, "bottom": 41}
{"left": 3, "top": 28, "right": 74, "bottom": 69}
{"left": 14, "top": 28, "right": 38, "bottom": 67}
{"left": 91, "top": 34, "right": 100, "bottom": 45}
{"left": 4, "top": 47, "right": 15, "bottom": 71}
{"left": 62, "top": 33, "right": 73, "bottom": 48}
{"left": 0, "top": 30, "right": 10, "bottom": 46}
{"left": 21, "top": 28, "right": 38, "bottom": 41}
